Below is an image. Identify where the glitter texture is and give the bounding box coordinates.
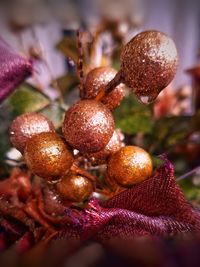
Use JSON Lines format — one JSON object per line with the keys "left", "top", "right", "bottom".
{"left": 56, "top": 173, "right": 94, "bottom": 202}
{"left": 24, "top": 132, "right": 74, "bottom": 180}
{"left": 62, "top": 100, "right": 115, "bottom": 153}
{"left": 107, "top": 146, "right": 152, "bottom": 187}
{"left": 86, "top": 129, "right": 124, "bottom": 165}
{"left": 10, "top": 113, "right": 55, "bottom": 153}
{"left": 83, "top": 67, "right": 125, "bottom": 110}
{"left": 120, "top": 30, "right": 178, "bottom": 103}
{"left": 0, "top": 37, "right": 32, "bottom": 102}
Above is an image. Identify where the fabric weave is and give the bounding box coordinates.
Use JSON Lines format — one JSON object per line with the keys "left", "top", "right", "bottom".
{"left": 61, "top": 158, "right": 200, "bottom": 241}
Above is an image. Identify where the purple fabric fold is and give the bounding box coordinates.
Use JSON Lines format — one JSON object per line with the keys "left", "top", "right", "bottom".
{"left": 0, "top": 37, "right": 32, "bottom": 102}
{"left": 60, "top": 159, "right": 200, "bottom": 241}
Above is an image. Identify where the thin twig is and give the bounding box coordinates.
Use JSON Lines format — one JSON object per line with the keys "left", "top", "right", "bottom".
{"left": 30, "top": 26, "right": 64, "bottom": 104}
{"left": 76, "top": 30, "right": 85, "bottom": 98}
{"left": 71, "top": 163, "right": 106, "bottom": 189}
{"left": 176, "top": 166, "right": 200, "bottom": 181}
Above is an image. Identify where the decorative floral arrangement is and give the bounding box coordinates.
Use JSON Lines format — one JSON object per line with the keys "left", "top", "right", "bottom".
{"left": 0, "top": 22, "right": 200, "bottom": 265}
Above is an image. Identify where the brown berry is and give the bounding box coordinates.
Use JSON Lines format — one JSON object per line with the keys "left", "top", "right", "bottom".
{"left": 10, "top": 112, "right": 55, "bottom": 153}
{"left": 120, "top": 30, "right": 178, "bottom": 103}
{"left": 107, "top": 146, "right": 153, "bottom": 187}
{"left": 86, "top": 129, "right": 124, "bottom": 165}
{"left": 83, "top": 67, "right": 126, "bottom": 110}
{"left": 62, "top": 100, "right": 115, "bottom": 153}
{"left": 24, "top": 132, "right": 74, "bottom": 180}
{"left": 56, "top": 172, "right": 94, "bottom": 202}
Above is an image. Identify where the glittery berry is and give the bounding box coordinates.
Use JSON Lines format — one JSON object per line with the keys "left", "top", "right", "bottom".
{"left": 86, "top": 129, "right": 124, "bottom": 165}
{"left": 62, "top": 100, "right": 115, "bottom": 153}
{"left": 24, "top": 132, "right": 74, "bottom": 180}
{"left": 10, "top": 112, "right": 55, "bottom": 153}
{"left": 56, "top": 172, "right": 94, "bottom": 202}
{"left": 83, "top": 67, "right": 126, "bottom": 110}
{"left": 120, "top": 30, "right": 178, "bottom": 103}
{"left": 107, "top": 146, "right": 153, "bottom": 187}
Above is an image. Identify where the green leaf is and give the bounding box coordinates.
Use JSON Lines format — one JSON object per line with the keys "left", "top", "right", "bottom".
{"left": 179, "top": 179, "right": 200, "bottom": 206}
{"left": 150, "top": 116, "right": 192, "bottom": 153}
{"left": 8, "top": 83, "right": 50, "bottom": 115}
{"left": 39, "top": 102, "right": 65, "bottom": 129}
{"left": 0, "top": 102, "right": 14, "bottom": 175}
{"left": 113, "top": 94, "right": 154, "bottom": 135}
{"left": 56, "top": 36, "right": 78, "bottom": 63}
{"left": 0, "top": 107, "right": 11, "bottom": 152}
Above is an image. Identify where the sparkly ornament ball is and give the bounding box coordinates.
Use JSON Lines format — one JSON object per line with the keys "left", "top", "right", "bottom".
{"left": 120, "top": 30, "right": 178, "bottom": 103}
{"left": 86, "top": 129, "right": 124, "bottom": 165}
{"left": 24, "top": 132, "right": 74, "bottom": 180}
{"left": 83, "top": 67, "right": 125, "bottom": 110}
{"left": 10, "top": 112, "right": 55, "bottom": 153}
{"left": 56, "top": 172, "right": 94, "bottom": 202}
{"left": 107, "top": 146, "right": 153, "bottom": 187}
{"left": 62, "top": 100, "right": 115, "bottom": 153}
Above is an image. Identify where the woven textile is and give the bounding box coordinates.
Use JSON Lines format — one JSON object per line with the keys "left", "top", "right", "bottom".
{"left": 61, "top": 158, "right": 200, "bottom": 241}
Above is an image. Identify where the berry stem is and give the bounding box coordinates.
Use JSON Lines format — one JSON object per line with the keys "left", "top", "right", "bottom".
{"left": 71, "top": 164, "right": 96, "bottom": 183}
{"left": 76, "top": 30, "right": 85, "bottom": 98}
{"left": 95, "top": 70, "right": 123, "bottom": 101}
{"left": 105, "top": 174, "right": 124, "bottom": 193}
{"left": 71, "top": 164, "right": 106, "bottom": 189}
{"left": 30, "top": 27, "right": 64, "bottom": 104}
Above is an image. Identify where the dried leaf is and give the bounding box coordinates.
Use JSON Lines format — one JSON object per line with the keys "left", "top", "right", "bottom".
{"left": 53, "top": 74, "right": 79, "bottom": 97}
{"left": 56, "top": 36, "right": 78, "bottom": 63}
{"left": 192, "top": 110, "right": 200, "bottom": 130}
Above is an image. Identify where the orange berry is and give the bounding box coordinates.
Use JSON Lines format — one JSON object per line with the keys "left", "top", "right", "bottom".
{"left": 56, "top": 172, "right": 94, "bottom": 202}
{"left": 24, "top": 132, "right": 73, "bottom": 180}
{"left": 107, "top": 146, "right": 152, "bottom": 187}
{"left": 86, "top": 129, "right": 124, "bottom": 165}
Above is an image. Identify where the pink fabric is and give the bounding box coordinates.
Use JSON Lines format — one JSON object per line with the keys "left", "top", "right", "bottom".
{"left": 0, "top": 37, "right": 32, "bottom": 102}
{"left": 61, "top": 158, "right": 200, "bottom": 241}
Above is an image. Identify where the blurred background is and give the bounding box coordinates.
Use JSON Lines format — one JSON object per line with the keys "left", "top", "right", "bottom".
{"left": 0, "top": 0, "right": 200, "bottom": 88}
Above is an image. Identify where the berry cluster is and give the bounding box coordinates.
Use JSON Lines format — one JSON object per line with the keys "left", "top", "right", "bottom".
{"left": 9, "top": 30, "right": 178, "bottom": 205}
